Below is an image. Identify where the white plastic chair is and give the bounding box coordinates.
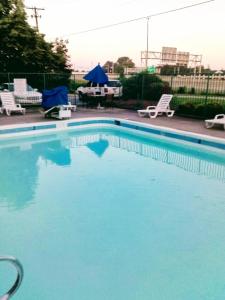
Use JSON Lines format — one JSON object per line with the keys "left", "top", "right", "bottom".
{"left": 13, "top": 78, "right": 42, "bottom": 104}
{"left": 65, "top": 102, "right": 77, "bottom": 112}
{"left": 14, "top": 78, "right": 27, "bottom": 94}
{"left": 0, "top": 92, "right": 26, "bottom": 116}
{"left": 205, "top": 114, "right": 225, "bottom": 130}
{"left": 137, "top": 94, "right": 174, "bottom": 118}
{"left": 43, "top": 105, "right": 72, "bottom": 120}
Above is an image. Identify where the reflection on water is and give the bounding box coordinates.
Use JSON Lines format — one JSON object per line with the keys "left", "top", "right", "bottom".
{"left": 0, "top": 146, "right": 39, "bottom": 210}
{"left": 33, "top": 140, "right": 71, "bottom": 166}
{"left": 0, "top": 135, "right": 71, "bottom": 210}
{"left": 69, "top": 129, "right": 225, "bottom": 181}
{"left": 86, "top": 139, "right": 109, "bottom": 157}
{"left": 0, "top": 128, "right": 224, "bottom": 210}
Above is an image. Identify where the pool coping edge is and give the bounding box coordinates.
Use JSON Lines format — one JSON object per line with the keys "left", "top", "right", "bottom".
{"left": 0, "top": 117, "right": 224, "bottom": 151}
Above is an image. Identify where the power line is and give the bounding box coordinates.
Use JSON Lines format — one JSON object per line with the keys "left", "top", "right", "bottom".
{"left": 62, "top": 0, "right": 215, "bottom": 37}
{"left": 26, "top": 6, "right": 45, "bottom": 31}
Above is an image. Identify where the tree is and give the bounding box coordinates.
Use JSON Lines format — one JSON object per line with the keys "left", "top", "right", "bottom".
{"left": 0, "top": 0, "right": 72, "bottom": 74}
{"left": 114, "top": 56, "right": 135, "bottom": 75}
{"left": 103, "top": 61, "right": 114, "bottom": 73}
{"left": 160, "top": 64, "right": 198, "bottom": 75}
{"left": 52, "top": 39, "right": 72, "bottom": 73}
{"left": 116, "top": 56, "right": 135, "bottom": 68}
{"left": 103, "top": 57, "right": 135, "bottom": 75}
{"left": 160, "top": 65, "right": 177, "bottom": 75}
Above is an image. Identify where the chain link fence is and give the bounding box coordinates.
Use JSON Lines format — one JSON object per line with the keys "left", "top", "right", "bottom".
{"left": 0, "top": 72, "right": 75, "bottom": 106}
{"left": 111, "top": 73, "right": 225, "bottom": 118}
{"left": 0, "top": 72, "right": 71, "bottom": 92}
{"left": 168, "top": 74, "right": 225, "bottom": 118}
{"left": 0, "top": 72, "right": 225, "bottom": 118}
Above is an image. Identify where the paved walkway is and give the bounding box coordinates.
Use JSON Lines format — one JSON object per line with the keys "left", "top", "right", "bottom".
{"left": 0, "top": 107, "right": 224, "bottom": 139}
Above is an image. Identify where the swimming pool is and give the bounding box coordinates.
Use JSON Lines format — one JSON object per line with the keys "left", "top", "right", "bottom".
{"left": 0, "top": 123, "right": 225, "bottom": 300}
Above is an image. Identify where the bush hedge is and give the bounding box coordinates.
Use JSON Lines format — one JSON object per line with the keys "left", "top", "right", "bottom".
{"left": 177, "top": 86, "right": 187, "bottom": 94}
{"left": 121, "top": 72, "right": 171, "bottom": 101}
{"left": 69, "top": 79, "right": 86, "bottom": 92}
{"left": 176, "top": 102, "right": 225, "bottom": 119}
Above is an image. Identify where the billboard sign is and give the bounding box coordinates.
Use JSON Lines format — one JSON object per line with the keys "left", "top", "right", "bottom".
{"left": 177, "top": 51, "right": 190, "bottom": 66}
{"left": 161, "top": 47, "right": 177, "bottom": 65}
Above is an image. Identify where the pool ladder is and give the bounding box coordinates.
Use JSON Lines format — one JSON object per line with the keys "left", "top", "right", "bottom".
{"left": 0, "top": 256, "right": 23, "bottom": 300}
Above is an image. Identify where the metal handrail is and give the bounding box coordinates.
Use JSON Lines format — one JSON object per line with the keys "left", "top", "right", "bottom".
{"left": 0, "top": 256, "right": 23, "bottom": 300}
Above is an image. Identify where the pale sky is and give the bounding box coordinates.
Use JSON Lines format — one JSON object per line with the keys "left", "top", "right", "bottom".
{"left": 24, "top": 0, "right": 225, "bottom": 71}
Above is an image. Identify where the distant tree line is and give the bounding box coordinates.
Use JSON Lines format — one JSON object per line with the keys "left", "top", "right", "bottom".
{"left": 102, "top": 58, "right": 225, "bottom": 76}
{"left": 160, "top": 64, "right": 224, "bottom": 76}
{"left": 103, "top": 57, "right": 135, "bottom": 76}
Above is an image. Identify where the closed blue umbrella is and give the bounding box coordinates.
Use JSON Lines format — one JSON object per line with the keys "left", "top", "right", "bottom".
{"left": 84, "top": 64, "right": 108, "bottom": 84}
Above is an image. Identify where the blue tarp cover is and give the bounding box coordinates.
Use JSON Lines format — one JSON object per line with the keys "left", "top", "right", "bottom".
{"left": 84, "top": 64, "right": 108, "bottom": 84}
{"left": 42, "top": 86, "right": 68, "bottom": 109}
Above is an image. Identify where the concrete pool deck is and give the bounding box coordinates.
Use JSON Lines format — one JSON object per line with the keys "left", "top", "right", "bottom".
{"left": 0, "top": 107, "right": 224, "bottom": 139}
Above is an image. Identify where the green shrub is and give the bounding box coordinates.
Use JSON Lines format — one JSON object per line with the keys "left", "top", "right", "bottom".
{"left": 162, "top": 81, "right": 172, "bottom": 94}
{"left": 121, "top": 72, "right": 167, "bottom": 101}
{"left": 133, "top": 100, "right": 144, "bottom": 110}
{"left": 85, "top": 96, "right": 101, "bottom": 108}
{"left": 69, "top": 79, "right": 87, "bottom": 92}
{"left": 177, "top": 86, "right": 187, "bottom": 94}
{"left": 145, "top": 81, "right": 164, "bottom": 101}
{"left": 194, "top": 104, "right": 205, "bottom": 116}
{"left": 121, "top": 75, "right": 141, "bottom": 100}
{"left": 112, "top": 99, "right": 146, "bottom": 110}
{"left": 105, "top": 100, "right": 116, "bottom": 108}
{"left": 177, "top": 103, "right": 195, "bottom": 114}
{"left": 190, "top": 87, "right": 195, "bottom": 94}
{"left": 204, "top": 103, "right": 225, "bottom": 118}
{"left": 176, "top": 102, "right": 225, "bottom": 119}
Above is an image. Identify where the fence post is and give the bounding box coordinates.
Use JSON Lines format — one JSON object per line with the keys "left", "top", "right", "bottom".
{"left": 205, "top": 75, "right": 210, "bottom": 105}
{"left": 170, "top": 75, "right": 175, "bottom": 108}
{"left": 170, "top": 75, "right": 173, "bottom": 89}
{"left": 170, "top": 75, "right": 174, "bottom": 92}
{"left": 204, "top": 74, "right": 210, "bottom": 118}
{"left": 43, "top": 73, "right": 46, "bottom": 90}
{"left": 141, "top": 73, "right": 145, "bottom": 100}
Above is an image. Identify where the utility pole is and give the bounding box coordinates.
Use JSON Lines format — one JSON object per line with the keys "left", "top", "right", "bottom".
{"left": 26, "top": 6, "right": 45, "bottom": 31}
{"left": 146, "top": 17, "right": 150, "bottom": 68}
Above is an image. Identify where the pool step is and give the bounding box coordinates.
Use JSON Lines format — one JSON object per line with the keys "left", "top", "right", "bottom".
{"left": 0, "top": 256, "right": 23, "bottom": 300}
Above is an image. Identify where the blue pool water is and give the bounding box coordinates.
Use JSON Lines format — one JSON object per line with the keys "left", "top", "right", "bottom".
{"left": 0, "top": 126, "right": 225, "bottom": 300}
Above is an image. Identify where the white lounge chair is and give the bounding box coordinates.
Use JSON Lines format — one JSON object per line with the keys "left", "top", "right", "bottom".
{"left": 13, "top": 78, "right": 42, "bottom": 104}
{"left": 205, "top": 114, "right": 225, "bottom": 130}
{"left": 43, "top": 105, "right": 72, "bottom": 120}
{"left": 14, "top": 78, "right": 27, "bottom": 94}
{"left": 42, "top": 101, "right": 76, "bottom": 120}
{"left": 0, "top": 92, "right": 26, "bottom": 116}
{"left": 65, "top": 102, "right": 77, "bottom": 112}
{"left": 137, "top": 94, "right": 174, "bottom": 118}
